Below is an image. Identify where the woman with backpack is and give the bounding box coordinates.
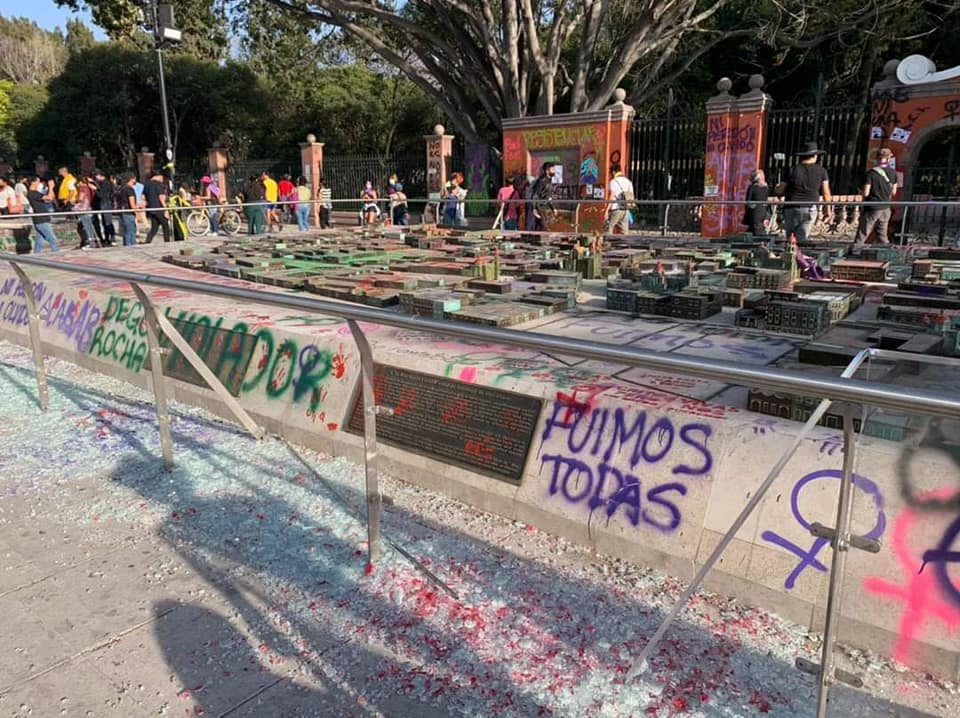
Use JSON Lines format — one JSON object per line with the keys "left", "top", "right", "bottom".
{"left": 497, "top": 175, "right": 522, "bottom": 230}
{"left": 743, "top": 169, "right": 771, "bottom": 237}
{"left": 360, "top": 181, "right": 379, "bottom": 226}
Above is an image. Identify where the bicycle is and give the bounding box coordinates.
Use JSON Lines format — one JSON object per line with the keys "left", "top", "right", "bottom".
{"left": 186, "top": 204, "right": 242, "bottom": 237}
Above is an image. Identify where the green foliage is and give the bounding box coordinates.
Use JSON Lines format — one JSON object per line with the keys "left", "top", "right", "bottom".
{"left": 56, "top": 0, "right": 229, "bottom": 62}
{"left": 19, "top": 44, "right": 269, "bottom": 171}
{"left": 287, "top": 64, "right": 441, "bottom": 155}
{"left": 65, "top": 18, "right": 97, "bottom": 56}
{"left": 0, "top": 16, "right": 67, "bottom": 86}
{"left": 0, "top": 84, "right": 49, "bottom": 163}
{"left": 0, "top": 80, "right": 11, "bottom": 134}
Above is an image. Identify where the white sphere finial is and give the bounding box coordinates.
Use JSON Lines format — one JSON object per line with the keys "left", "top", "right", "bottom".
{"left": 717, "top": 77, "right": 733, "bottom": 93}
{"left": 433, "top": 124, "right": 445, "bottom": 136}
{"left": 613, "top": 88, "right": 627, "bottom": 103}
{"left": 306, "top": 133, "right": 317, "bottom": 143}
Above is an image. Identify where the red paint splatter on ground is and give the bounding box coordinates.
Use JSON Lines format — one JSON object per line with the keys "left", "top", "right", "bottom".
{"left": 326, "top": 422, "right": 338, "bottom": 431}
{"left": 364, "top": 562, "right": 375, "bottom": 576}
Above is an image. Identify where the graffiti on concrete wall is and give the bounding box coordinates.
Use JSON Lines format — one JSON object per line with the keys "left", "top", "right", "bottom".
{"left": 760, "top": 469, "right": 887, "bottom": 589}
{"left": 538, "top": 393, "right": 714, "bottom": 533}
{"left": 0, "top": 277, "right": 101, "bottom": 353}
{"left": 863, "top": 490, "right": 960, "bottom": 664}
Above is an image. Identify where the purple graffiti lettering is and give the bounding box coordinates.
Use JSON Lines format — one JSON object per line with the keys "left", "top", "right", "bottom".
{"left": 542, "top": 454, "right": 593, "bottom": 501}
{"left": 607, "top": 474, "right": 642, "bottom": 525}
{"left": 931, "top": 515, "right": 960, "bottom": 606}
{"left": 674, "top": 424, "right": 713, "bottom": 476}
{"left": 541, "top": 454, "right": 687, "bottom": 533}
{"left": 945, "top": 100, "right": 960, "bottom": 123}
{"left": 721, "top": 342, "right": 769, "bottom": 361}
{"left": 643, "top": 482, "right": 688, "bottom": 531}
{"left": 642, "top": 418, "right": 674, "bottom": 463}
{"left": 761, "top": 469, "right": 886, "bottom": 589}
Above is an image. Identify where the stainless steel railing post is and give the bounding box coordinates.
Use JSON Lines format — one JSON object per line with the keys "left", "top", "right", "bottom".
{"left": 346, "top": 319, "right": 387, "bottom": 566}
{"left": 8, "top": 262, "right": 49, "bottom": 410}
{"left": 626, "top": 349, "right": 870, "bottom": 680}
{"left": 131, "top": 281, "right": 175, "bottom": 470}
{"left": 814, "top": 403, "right": 860, "bottom": 717}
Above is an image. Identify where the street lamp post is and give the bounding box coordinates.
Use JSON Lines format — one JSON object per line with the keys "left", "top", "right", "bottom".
{"left": 145, "top": 1, "right": 181, "bottom": 191}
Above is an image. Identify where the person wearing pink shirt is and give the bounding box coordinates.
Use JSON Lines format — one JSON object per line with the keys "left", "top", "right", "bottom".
{"left": 497, "top": 175, "right": 522, "bottom": 230}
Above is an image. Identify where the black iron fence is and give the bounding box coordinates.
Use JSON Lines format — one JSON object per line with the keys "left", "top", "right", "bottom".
{"left": 628, "top": 103, "right": 873, "bottom": 204}
{"left": 763, "top": 104, "right": 871, "bottom": 194}
{"left": 225, "top": 158, "right": 298, "bottom": 199}
{"left": 628, "top": 114, "right": 705, "bottom": 200}
{"left": 322, "top": 154, "right": 426, "bottom": 207}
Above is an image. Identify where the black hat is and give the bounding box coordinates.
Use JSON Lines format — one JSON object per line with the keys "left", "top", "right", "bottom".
{"left": 797, "top": 142, "right": 825, "bottom": 157}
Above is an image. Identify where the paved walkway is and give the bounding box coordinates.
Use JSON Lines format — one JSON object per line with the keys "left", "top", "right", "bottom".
{"left": 0, "top": 340, "right": 956, "bottom": 717}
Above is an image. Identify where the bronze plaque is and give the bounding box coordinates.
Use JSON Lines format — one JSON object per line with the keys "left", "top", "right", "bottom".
{"left": 348, "top": 364, "right": 542, "bottom": 483}
{"left": 146, "top": 316, "right": 257, "bottom": 397}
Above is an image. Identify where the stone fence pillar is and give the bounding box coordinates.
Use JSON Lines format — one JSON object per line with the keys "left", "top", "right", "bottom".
{"left": 702, "top": 75, "right": 772, "bottom": 237}
{"left": 207, "top": 145, "right": 229, "bottom": 198}
{"left": 80, "top": 151, "right": 96, "bottom": 177}
{"left": 425, "top": 125, "right": 454, "bottom": 201}
{"left": 137, "top": 148, "right": 155, "bottom": 182}
{"left": 299, "top": 134, "right": 324, "bottom": 226}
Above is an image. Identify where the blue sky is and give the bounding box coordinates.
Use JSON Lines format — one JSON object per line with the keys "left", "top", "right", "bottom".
{"left": 0, "top": 0, "right": 106, "bottom": 38}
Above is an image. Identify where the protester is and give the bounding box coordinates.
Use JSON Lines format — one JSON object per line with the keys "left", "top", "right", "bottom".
{"left": 133, "top": 176, "right": 146, "bottom": 230}
{"left": 529, "top": 162, "right": 558, "bottom": 231}
{"left": 44, "top": 177, "right": 57, "bottom": 212}
{"left": 441, "top": 173, "right": 467, "bottom": 227}
{"left": 144, "top": 171, "right": 171, "bottom": 243}
{"left": 93, "top": 169, "right": 116, "bottom": 245}
{"left": 262, "top": 171, "right": 280, "bottom": 232}
{"left": 777, "top": 142, "right": 833, "bottom": 242}
{"left": 607, "top": 163, "right": 635, "bottom": 234}
{"left": 245, "top": 174, "right": 266, "bottom": 235}
{"left": 360, "top": 181, "right": 379, "bottom": 226}
{"left": 14, "top": 176, "right": 29, "bottom": 212}
{"left": 119, "top": 173, "right": 139, "bottom": 246}
{"left": 391, "top": 182, "right": 409, "bottom": 226}
{"left": 497, "top": 176, "right": 522, "bottom": 231}
{"left": 854, "top": 147, "right": 898, "bottom": 248}
{"left": 74, "top": 176, "right": 98, "bottom": 248}
{"left": 295, "top": 176, "right": 312, "bottom": 231}
{"left": 169, "top": 186, "right": 190, "bottom": 241}
{"left": 743, "top": 169, "right": 771, "bottom": 236}
{"left": 0, "top": 176, "right": 21, "bottom": 215}
{"left": 199, "top": 175, "right": 225, "bottom": 235}
{"left": 27, "top": 176, "right": 58, "bottom": 253}
{"left": 57, "top": 166, "right": 78, "bottom": 208}
{"left": 278, "top": 174, "right": 295, "bottom": 224}
{"left": 317, "top": 177, "right": 332, "bottom": 229}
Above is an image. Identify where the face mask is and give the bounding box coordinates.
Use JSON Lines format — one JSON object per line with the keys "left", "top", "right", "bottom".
{"left": 365, "top": 184, "right": 372, "bottom": 190}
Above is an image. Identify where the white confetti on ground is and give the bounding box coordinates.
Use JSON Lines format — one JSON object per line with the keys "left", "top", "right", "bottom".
{"left": 0, "top": 340, "right": 956, "bottom": 718}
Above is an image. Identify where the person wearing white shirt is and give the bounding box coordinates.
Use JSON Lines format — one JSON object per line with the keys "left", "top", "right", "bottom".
{"left": 607, "top": 163, "right": 634, "bottom": 234}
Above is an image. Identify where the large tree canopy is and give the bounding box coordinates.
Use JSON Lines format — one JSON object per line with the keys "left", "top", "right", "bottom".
{"left": 0, "top": 16, "right": 66, "bottom": 86}
{"left": 252, "top": 0, "right": 733, "bottom": 140}
{"left": 252, "top": 0, "right": 950, "bottom": 141}
{"left": 56, "top": 0, "right": 229, "bottom": 62}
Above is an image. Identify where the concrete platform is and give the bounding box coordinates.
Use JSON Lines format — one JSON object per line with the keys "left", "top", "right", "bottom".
{"left": 1, "top": 343, "right": 957, "bottom": 717}
{"left": 1, "top": 240, "right": 959, "bottom": 684}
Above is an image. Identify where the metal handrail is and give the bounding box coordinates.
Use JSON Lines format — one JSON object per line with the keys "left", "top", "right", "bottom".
{"left": 3, "top": 251, "right": 960, "bottom": 419}
{"left": 1, "top": 196, "right": 959, "bottom": 223}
